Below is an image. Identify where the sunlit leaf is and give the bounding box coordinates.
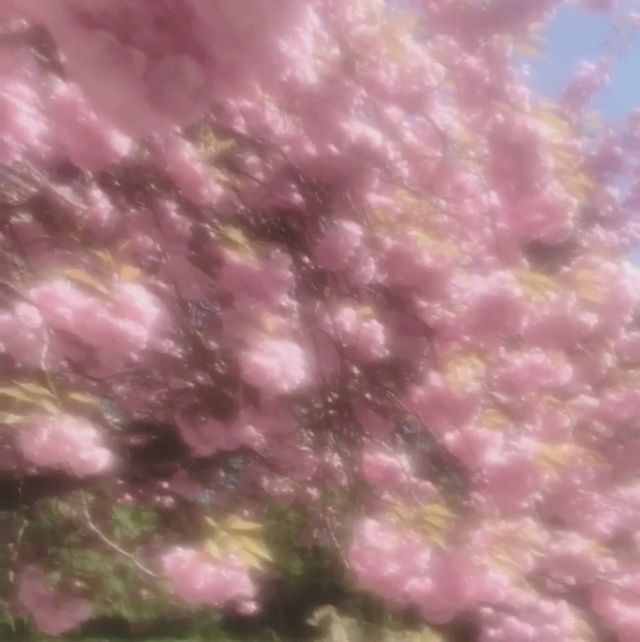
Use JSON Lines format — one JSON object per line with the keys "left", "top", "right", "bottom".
{"left": 421, "top": 503, "right": 455, "bottom": 531}
{"left": 444, "top": 352, "right": 486, "bottom": 388}
{"left": 538, "top": 104, "right": 573, "bottom": 135}
{"left": 62, "top": 269, "right": 109, "bottom": 295}
{"left": 14, "top": 381, "right": 55, "bottom": 398}
{"left": 205, "top": 539, "right": 223, "bottom": 560}
{"left": 220, "top": 225, "right": 250, "bottom": 248}
{"left": 91, "top": 249, "right": 114, "bottom": 265}
{"left": 0, "top": 387, "right": 39, "bottom": 403}
{"left": 0, "top": 412, "right": 26, "bottom": 425}
{"left": 515, "top": 269, "right": 558, "bottom": 302}
{"left": 67, "top": 392, "right": 102, "bottom": 405}
{"left": 0, "top": 387, "right": 58, "bottom": 412}
{"left": 479, "top": 408, "right": 510, "bottom": 429}
{"left": 120, "top": 265, "right": 142, "bottom": 281}
{"left": 262, "top": 315, "right": 278, "bottom": 334}
{"left": 224, "top": 516, "right": 264, "bottom": 533}
{"left": 237, "top": 534, "right": 274, "bottom": 563}
{"left": 516, "top": 39, "right": 545, "bottom": 59}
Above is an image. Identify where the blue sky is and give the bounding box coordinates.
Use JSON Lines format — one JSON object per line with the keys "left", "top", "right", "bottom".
{"left": 529, "top": 4, "right": 640, "bottom": 120}
{"left": 529, "top": 5, "right": 640, "bottom": 260}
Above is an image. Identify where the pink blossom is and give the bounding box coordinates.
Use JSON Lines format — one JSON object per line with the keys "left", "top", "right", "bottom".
{"left": 509, "top": 185, "right": 578, "bottom": 245}
{"left": 239, "top": 336, "right": 310, "bottom": 395}
{"left": 349, "top": 519, "right": 496, "bottom": 624}
{"left": 616, "top": 332, "right": 640, "bottom": 364}
{"left": 0, "top": 302, "right": 47, "bottom": 366}
{"left": 0, "top": 47, "right": 49, "bottom": 163}
{"left": 362, "top": 449, "right": 410, "bottom": 487}
{"left": 524, "top": 296, "right": 597, "bottom": 348}
{"left": 456, "top": 271, "right": 525, "bottom": 341}
{"left": 479, "top": 597, "right": 578, "bottom": 642}
{"left": 324, "top": 304, "right": 388, "bottom": 361}
{"left": 161, "top": 547, "right": 256, "bottom": 609}
{"left": 409, "top": 372, "right": 481, "bottom": 433}
{"left": 18, "top": 414, "right": 113, "bottom": 476}
{"left": 313, "top": 219, "right": 365, "bottom": 270}
{"left": 48, "top": 80, "right": 132, "bottom": 170}
{"left": 348, "top": 519, "right": 432, "bottom": 604}
{"left": 30, "top": 279, "right": 166, "bottom": 368}
{"left": 152, "top": 134, "right": 223, "bottom": 205}
{"left": 598, "top": 385, "right": 640, "bottom": 425}
{"left": 384, "top": 241, "right": 450, "bottom": 298}
{"left": 492, "top": 349, "right": 574, "bottom": 397}
{"left": 2, "top": 1, "right": 640, "bottom": 634}
{"left": 176, "top": 412, "right": 264, "bottom": 456}
{"left": 409, "top": 551, "right": 491, "bottom": 623}
{"left": 592, "top": 573, "right": 640, "bottom": 642}
{"left": 545, "top": 486, "right": 627, "bottom": 539}
{"left": 563, "top": 60, "right": 611, "bottom": 109}
{"left": 477, "top": 441, "right": 543, "bottom": 513}
{"left": 219, "top": 248, "right": 295, "bottom": 308}
{"left": 543, "top": 533, "right": 609, "bottom": 584}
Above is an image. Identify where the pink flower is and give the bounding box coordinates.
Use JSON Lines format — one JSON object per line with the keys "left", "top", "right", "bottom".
{"left": 30, "top": 279, "right": 166, "bottom": 369}
{"left": 524, "top": 296, "right": 597, "bottom": 348}
{"left": 18, "top": 415, "right": 113, "bottom": 476}
{"left": 598, "top": 386, "right": 640, "bottom": 425}
{"left": 111, "top": 282, "right": 165, "bottom": 330}
{"left": 616, "top": 332, "right": 640, "bottom": 364}
{"left": 479, "top": 597, "right": 578, "bottom": 642}
{"left": 384, "top": 241, "right": 450, "bottom": 298}
{"left": 444, "top": 427, "right": 504, "bottom": 471}
{"left": 176, "top": 412, "right": 264, "bottom": 456}
{"left": 239, "top": 337, "right": 310, "bottom": 395}
{"left": 478, "top": 442, "right": 543, "bottom": 513}
{"left": 49, "top": 80, "right": 132, "bottom": 170}
{"left": 219, "top": 248, "right": 295, "bottom": 308}
{"left": 362, "top": 449, "right": 410, "bottom": 487}
{"left": 349, "top": 519, "right": 495, "bottom": 624}
{"left": 543, "top": 533, "right": 608, "bottom": 584}
{"left": 563, "top": 59, "right": 611, "bottom": 109}
{"left": 592, "top": 573, "right": 640, "bottom": 642}
{"left": 17, "top": 567, "right": 92, "bottom": 636}
{"left": 510, "top": 185, "right": 578, "bottom": 245}
{"left": 348, "top": 519, "right": 432, "bottom": 604}
{"left": 324, "top": 304, "right": 388, "bottom": 361}
{"left": 161, "top": 547, "right": 256, "bottom": 608}
{"left": 545, "top": 486, "right": 626, "bottom": 539}
{"left": 152, "top": 134, "right": 223, "bottom": 205}
{"left": 492, "top": 350, "right": 574, "bottom": 397}
{"left": 409, "top": 372, "right": 481, "bottom": 433}
{"left": 0, "top": 302, "right": 47, "bottom": 366}
{"left": 410, "top": 551, "right": 490, "bottom": 623}
{"left": 456, "top": 271, "right": 525, "bottom": 341}
{"left": 313, "top": 219, "right": 365, "bottom": 270}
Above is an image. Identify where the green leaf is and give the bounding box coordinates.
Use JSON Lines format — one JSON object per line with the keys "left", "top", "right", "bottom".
{"left": 237, "top": 534, "right": 274, "bottom": 564}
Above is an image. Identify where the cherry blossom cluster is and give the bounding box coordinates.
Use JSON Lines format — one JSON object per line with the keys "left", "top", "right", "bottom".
{"left": 1, "top": 1, "right": 640, "bottom": 639}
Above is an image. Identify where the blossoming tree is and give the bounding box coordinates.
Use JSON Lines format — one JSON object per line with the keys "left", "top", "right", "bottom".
{"left": 2, "top": 1, "right": 640, "bottom": 640}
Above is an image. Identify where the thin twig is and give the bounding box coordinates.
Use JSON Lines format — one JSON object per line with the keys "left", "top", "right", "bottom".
{"left": 81, "top": 494, "right": 158, "bottom": 578}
